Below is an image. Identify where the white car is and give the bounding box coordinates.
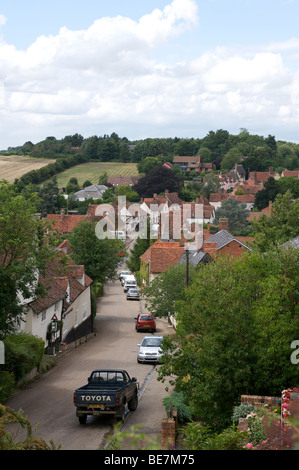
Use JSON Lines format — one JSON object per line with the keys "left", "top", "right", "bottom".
{"left": 137, "top": 335, "right": 164, "bottom": 364}
{"left": 119, "top": 270, "right": 131, "bottom": 283}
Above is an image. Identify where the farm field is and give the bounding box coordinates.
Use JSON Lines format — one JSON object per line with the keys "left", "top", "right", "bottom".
{"left": 53, "top": 161, "right": 140, "bottom": 187}
{"left": 0, "top": 155, "right": 55, "bottom": 183}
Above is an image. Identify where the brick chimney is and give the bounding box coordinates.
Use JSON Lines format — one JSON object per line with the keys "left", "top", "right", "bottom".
{"left": 61, "top": 209, "right": 65, "bottom": 219}
{"left": 219, "top": 217, "right": 229, "bottom": 231}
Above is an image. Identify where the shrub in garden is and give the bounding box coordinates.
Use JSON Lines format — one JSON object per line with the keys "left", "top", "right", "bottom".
{"left": 163, "top": 391, "right": 192, "bottom": 424}
{"left": 2, "top": 334, "right": 44, "bottom": 382}
{"left": 0, "top": 371, "right": 15, "bottom": 403}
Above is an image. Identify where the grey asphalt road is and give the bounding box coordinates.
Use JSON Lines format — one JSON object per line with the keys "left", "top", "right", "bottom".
{"left": 6, "top": 277, "right": 174, "bottom": 450}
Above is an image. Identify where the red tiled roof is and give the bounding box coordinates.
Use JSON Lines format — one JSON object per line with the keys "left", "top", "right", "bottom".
{"left": 230, "top": 194, "right": 255, "bottom": 203}
{"left": 47, "top": 212, "right": 88, "bottom": 234}
{"left": 140, "top": 240, "right": 185, "bottom": 273}
{"left": 29, "top": 251, "right": 93, "bottom": 313}
{"left": 281, "top": 169, "right": 299, "bottom": 178}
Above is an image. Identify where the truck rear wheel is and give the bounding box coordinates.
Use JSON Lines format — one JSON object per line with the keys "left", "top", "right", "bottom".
{"left": 128, "top": 394, "right": 138, "bottom": 411}
{"left": 79, "top": 415, "right": 87, "bottom": 424}
{"left": 117, "top": 404, "right": 126, "bottom": 423}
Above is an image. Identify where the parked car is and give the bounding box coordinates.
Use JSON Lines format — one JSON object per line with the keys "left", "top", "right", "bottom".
{"left": 119, "top": 270, "right": 131, "bottom": 283}
{"left": 137, "top": 335, "right": 164, "bottom": 363}
{"left": 124, "top": 277, "right": 137, "bottom": 292}
{"left": 126, "top": 288, "right": 140, "bottom": 301}
{"left": 121, "top": 273, "right": 134, "bottom": 286}
{"left": 135, "top": 314, "right": 156, "bottom": 333}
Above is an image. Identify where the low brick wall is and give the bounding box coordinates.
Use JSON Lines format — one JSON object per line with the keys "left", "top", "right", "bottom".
{"left": 161, "top": 409, "right": 178, "bottom": 448}
{"left": 241, "top": 394, "right": 281, "bottom": 409}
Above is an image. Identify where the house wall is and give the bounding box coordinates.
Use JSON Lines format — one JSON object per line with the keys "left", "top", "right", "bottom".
{"left": 61, "top": 287, "right": 91, "bottom": 342}
{"left": 139, "top": 259, "right": 149, "bottom": 286}
{"left": 21, "top": 300, "right": 64, "bottom": 344}
{"left": 218, "top": 240, "right": 249, "bottom": 258}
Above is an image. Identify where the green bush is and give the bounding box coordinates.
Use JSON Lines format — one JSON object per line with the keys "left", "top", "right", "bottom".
{"left": 163, "top": 391, "right": 192, "bottom": 424}
{"left": 180, "top": 421, "right": 249, "bottom": 450}
{"left": 0, "top": 371, "right": 16, "bottom": 403}
{"left": 2, "top": 334, "right": 44, "bottom": 382}
{"left": 232, "top": 404, "right": 256, "bottom": 423}
{"left": 93, "top": 281, "right": 104, "bottom": 297}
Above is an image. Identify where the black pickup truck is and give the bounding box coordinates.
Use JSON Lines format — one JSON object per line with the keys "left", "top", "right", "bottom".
{"left": 73, "top": 369, "right": 139, "bottom": 424}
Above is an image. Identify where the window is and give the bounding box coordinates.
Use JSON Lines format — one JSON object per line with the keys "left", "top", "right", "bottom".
{"left": 82, "top": 303, "right": 87, "bottom": 319}
{"left": 41, "top": 311, "right": 46, "bottom": 323}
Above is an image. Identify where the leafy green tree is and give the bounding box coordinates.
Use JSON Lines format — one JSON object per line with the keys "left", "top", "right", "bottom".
{"left": 251, "top": 190, "right": 299, "bottom": 251}
{"left": 201, "top": 173, "right": 220, "bottom": 200}
{"left": 38, "top": 177, "right": 63, "bottom": 215}
{"left": 98, "top": 172, "right": 108, "bottom": 185}
{"left": 198, "top": 146, "right": 212, "bottom": 163}
{"left": 66, "top": 177, "right": 80, "bottom": 194}
{"left": 133, "top": 166, "right": 183, "bottom": 198}
{"left": 114, "top": 185, "right": 139, "bottom": 202}
{"left": 127, "top": 222, "right": 151, "bottom": 273}
{"left": 220, "top": 147, "right": 242, "bottom": 172}
{"left": 142, "top": 262, "right": 195, "bottom": 318}
{"left": 137, "top": 157, "right": 162, "bottom": 175}
{"left": 0, "top": 181, "right": 53, "bottom": 337}
{"left": 254, "top": 176, "right": 279, "bottom": 210}
{"left": 158, "top": 247, "right": 299, "bottom": 430}
{"left": 214, "top": 198, "right": 249, "bottom": 234}
{"left": 68, "top": 220, "right": 122, "bottom": 283}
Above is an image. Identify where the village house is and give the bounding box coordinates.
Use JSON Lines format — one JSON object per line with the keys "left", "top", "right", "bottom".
{"left": 248, "top": 167, "right": 279, "bottom": 185}
{"left": 209, "top": 189, "right": 229, "bottom": 210}
{"left": 227, "top": 163, "right": 246, "bottom": 182}
{"left": 281, "top": 169, "right": 299, "bottom": 178}
{"left": 232, "top": 181, "right": 264, "bottom": 196}
{"left": 47, "top": 209, "right": 89, "bottom": 235}
{"left": 19, "top": 251, "right": 93, "bottom": 351}
{"left": 140, "top": 190, "right": 183, "bottom": 238}
{"left": 107, "top": 176, "right": 142, "bottom": 187}
{"left": 172, "top": 155, "right": 212, "bottom": 172}
{"left": 74, "top": 184, "right": 108, "bottom": 201}
{"left": 230, "top": 193, "right": 256, "bottom": 211}
{"left": 139, "top": 240, "right": 185, "bottom": 286}
{"left": 202, "top": 218, "right": 252, "bottom": 258}
{"left": 247, "top": 201, "right": 273, "bottom": 222}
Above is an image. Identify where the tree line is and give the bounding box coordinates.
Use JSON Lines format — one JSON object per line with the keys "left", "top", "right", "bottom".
{"left": 3, "top": 128, "right": 299, "bottom": 175}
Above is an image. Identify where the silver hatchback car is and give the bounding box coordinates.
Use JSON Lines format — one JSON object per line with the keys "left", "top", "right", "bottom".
{"left": 137, "top": 335, "right": 164, "bottom": 364}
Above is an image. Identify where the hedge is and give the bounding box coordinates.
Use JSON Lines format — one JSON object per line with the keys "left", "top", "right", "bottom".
{"left": 1, "top": 333, "right": 45, "bottom": 383}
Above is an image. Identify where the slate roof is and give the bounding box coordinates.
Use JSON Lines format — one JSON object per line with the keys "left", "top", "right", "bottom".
{"left": 177, "top": 249, "right": 211, "bottom": 266}
{"left": 204, "top": 229, "right": 251, "bottom": 251}
{"left": 74, "top": 184, "right": 108, "bottom": 200}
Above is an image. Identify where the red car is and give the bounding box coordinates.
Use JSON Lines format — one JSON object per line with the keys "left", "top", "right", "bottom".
{"left": 135, "top": 314, "right": 156, "bottom": 333}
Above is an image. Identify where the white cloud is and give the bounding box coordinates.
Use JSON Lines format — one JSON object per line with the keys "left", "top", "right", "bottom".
{"left": 0, "top": 0, "right": 299, "bottom": 148}
{"left": 0, "top": 14, "right": 6, "bottom": 28}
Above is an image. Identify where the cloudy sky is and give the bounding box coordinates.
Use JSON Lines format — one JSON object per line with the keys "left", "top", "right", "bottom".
{"left": 0, "top": 0, "right": 299, "bottom": 149}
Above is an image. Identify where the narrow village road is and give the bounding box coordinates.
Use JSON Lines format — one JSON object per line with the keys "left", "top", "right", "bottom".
{"left": 6, "top": 277, "right": 174, "bottom": 450}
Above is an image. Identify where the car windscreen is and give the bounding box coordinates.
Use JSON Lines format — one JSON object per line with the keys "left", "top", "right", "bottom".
{"left": 139, "top": 315, "right": 153, "bottom": 321}
{"left": 141, "top": 338, "right": 162, "bottom": 347}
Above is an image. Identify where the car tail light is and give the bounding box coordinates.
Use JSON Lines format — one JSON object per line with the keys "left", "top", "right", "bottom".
{"left": 73, "top": 393, "right": 77, "bottom": 405}
{"left": 115, "top": 393, "right": 120, "bottom": 406}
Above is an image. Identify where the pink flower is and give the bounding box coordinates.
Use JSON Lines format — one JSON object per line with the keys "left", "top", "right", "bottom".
{"left": 245, "top": 443, "right": 253, "bottom": 449}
